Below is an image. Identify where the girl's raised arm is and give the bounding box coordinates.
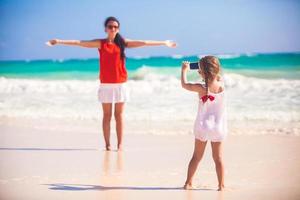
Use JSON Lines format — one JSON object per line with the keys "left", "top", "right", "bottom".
{"left": 125, "top": 39, "right": 177, "bottom": 48}
{"left": 46, "top": 39, "right": 101, "bottom": 48}
{"left": 181, "top": 61, "right": 206, "bottom": 94}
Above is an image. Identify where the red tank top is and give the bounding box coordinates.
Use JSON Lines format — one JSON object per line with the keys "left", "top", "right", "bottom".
{"left": 98, "top": 39, "right": 127, "bottom": 83}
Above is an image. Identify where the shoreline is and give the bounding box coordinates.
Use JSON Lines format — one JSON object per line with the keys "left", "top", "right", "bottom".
{"left": 1, "top": 116, "right": 299, "bottom": 136}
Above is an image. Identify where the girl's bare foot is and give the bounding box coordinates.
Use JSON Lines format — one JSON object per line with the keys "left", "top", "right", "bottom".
{"left": 217, "top": 185, "right": 225, "bottom": 191}
{"left": 183, "top": 183, "right": 194, "bottom": 190}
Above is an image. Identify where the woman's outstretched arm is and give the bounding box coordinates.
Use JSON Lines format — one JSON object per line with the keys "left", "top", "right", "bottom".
{"left": 125, "top": 39, "right": 177, "bottom": 48}
{"left": 46, "top": 39, "right": 101, "bottom": 48}
{"left": 181, "top": 61, "right": 205, "bottom": 93}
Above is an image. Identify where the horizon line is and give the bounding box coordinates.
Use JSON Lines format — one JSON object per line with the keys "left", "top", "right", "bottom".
{"left": 1, "top": 51, "right": 300, "bottom": 62}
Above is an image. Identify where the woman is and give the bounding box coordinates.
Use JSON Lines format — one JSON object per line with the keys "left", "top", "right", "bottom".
{"left": 47, "top": 16, "right": 177, "bottom": 151}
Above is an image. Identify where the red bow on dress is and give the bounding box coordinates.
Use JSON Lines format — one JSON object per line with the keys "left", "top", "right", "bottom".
{"left": 201, "top": 95, "right": 215, "bottom": 103}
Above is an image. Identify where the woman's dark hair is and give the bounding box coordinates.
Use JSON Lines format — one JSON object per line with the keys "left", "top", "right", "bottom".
{"left": 104, "top": 16, "right": 126, "bottom": 59}
{"left": 199, "top": 56, "right": 221, "bottom": 95}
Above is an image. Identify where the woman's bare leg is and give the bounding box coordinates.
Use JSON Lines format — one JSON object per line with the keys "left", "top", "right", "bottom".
{"left": 211, "top": 141, "right": 225, "bottom": 191}
{"left": 184, "top": 139, "right": 207, "bottom": 189}
{"left": 114, "top": 102, "right": 125, "bottom": 151}
{"left": 102, "top": 103, "right": 112, "bottom": 151}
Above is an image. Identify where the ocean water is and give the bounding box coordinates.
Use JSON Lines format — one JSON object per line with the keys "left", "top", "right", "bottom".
{"left": 0, "top": 53, "right": 299, "bottom": 135}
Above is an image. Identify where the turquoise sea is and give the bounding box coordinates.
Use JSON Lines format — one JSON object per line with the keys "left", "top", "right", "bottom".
{"left": 0, "top": 53, "right": 300, "bottom": 80}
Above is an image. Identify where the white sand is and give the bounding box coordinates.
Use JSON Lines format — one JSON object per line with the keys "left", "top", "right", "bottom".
{"left": 0, "top": 121, "right": 300, "bottom": 200}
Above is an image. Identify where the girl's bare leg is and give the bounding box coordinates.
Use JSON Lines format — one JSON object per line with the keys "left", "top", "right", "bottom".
{"left": 114, "top": 102, "right": 125, "bottom": 151}
{"left": 211, "top": 141, "right": 225, "bottom": 191}
{"left": 102, "top": 103, "right": 112, "bottom": 151}
{"left": 184, "top": 139, "right": 207, "bottom": 189}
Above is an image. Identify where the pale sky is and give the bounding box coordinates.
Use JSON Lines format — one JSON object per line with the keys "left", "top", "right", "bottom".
{"left": 1, "top": 0, "right": 300, "bottom": 60}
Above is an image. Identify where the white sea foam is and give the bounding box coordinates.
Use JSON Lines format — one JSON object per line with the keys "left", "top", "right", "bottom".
{"left": 171, "top": 54, "right": 184, "bottom": 59}
{"left": 0, "top": 73, "right": 299, "bottom": 135}
{"left": 197, "top": 53, "right": 257, "bottom": 59}
{"left": 131, "top": 55, "right": 151, "bottom": 59}
{"left": 130, "top": 65, "right": 180, "bottom": 80}
{"left": 216, "top": 54, "right": 242, "bottom": 59}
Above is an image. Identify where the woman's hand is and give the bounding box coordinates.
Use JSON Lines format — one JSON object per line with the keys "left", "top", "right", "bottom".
{"left": 182, "top": 61, "right": 190, "bottom": 71}
{"left": 46, "top": 39, "right": 59, "bottom": 46}
{"left": 165, "top": 40, "right": 177, "bottom": 48}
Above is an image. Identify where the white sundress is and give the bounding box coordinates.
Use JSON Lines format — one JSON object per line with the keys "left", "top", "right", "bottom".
{"left": 194, "top": 84, "right": 228, "bottom": 142}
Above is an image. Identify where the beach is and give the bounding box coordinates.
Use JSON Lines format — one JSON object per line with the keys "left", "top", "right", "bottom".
{"left": 0, "top": 53, "right": 300, "bottom": 199}
{"left": 0, "top": 118, "right": 300, "bottom": 200}
{"left": 1, "top": 0, "right": 300, "bottom": 198}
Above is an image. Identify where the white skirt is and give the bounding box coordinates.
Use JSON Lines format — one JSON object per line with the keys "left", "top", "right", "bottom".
{"left": 97, "top": 83, "right": 130, "bottom": 103}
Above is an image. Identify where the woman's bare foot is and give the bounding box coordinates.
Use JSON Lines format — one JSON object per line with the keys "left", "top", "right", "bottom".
{"left": 105, "top": 145, "right": 111, "bottom": 151}
{"left": 183, "top": 183, "right": 194, "bottom": 190}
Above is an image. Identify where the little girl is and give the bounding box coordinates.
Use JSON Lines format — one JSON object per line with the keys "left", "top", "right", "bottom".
{"left": 181, "top": 56, "right": 227, "bottom": 191}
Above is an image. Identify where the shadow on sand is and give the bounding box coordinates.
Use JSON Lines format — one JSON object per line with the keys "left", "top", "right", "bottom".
{"left": 44, "top": 183, "right": 216, "bottom": 191}
{"left": 0, "top": 147, "right": 97, "bottom": 151}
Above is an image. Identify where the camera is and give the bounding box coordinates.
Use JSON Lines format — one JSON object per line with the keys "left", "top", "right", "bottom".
{"left": 189, "top": 62, "right": 199, "bottom": 70}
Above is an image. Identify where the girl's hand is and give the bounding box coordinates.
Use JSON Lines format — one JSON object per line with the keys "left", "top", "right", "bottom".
{"left": 46, "top": 39, "right": 59, "bottom": 46}
{"left": 165, "top": 40, "right": 177, "bottom": 48}
{"left": 182, "top": 61, "right": 190, "bottom": 71}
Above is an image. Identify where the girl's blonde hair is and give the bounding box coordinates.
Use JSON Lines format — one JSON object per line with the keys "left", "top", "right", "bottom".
{"left": 199, "top": 56, "right": 221, "bottom": 94}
